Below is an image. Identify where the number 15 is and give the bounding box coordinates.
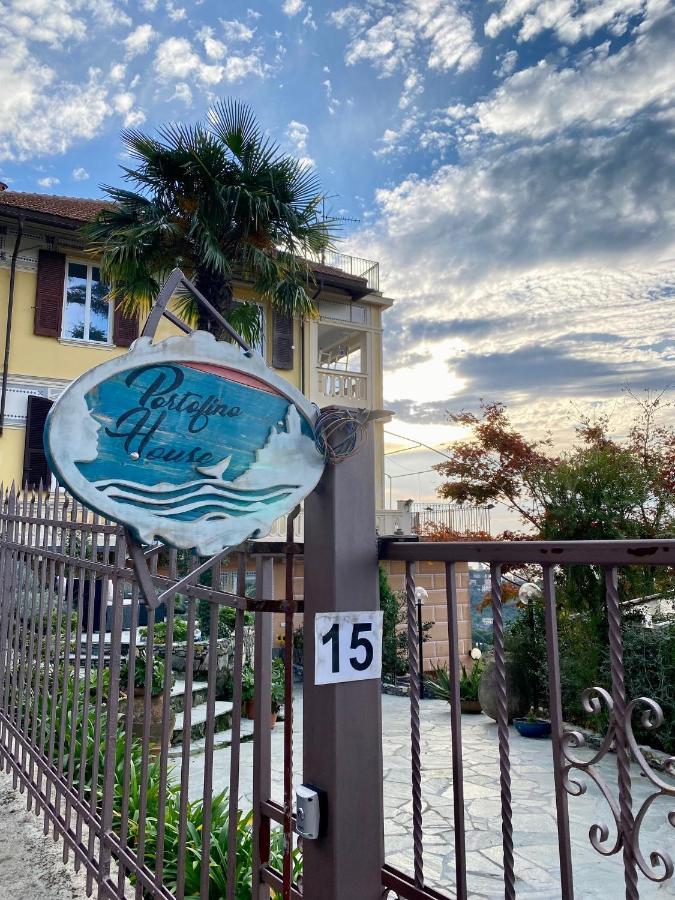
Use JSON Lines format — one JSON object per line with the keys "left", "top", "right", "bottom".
{"left": 322, "top": 622, "right": 374, "bottom": 674}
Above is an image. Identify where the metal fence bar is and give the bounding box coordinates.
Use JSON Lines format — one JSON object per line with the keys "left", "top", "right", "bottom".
{"left": 20, "top": 490, "right": 39, "bottom": 791}
{"left": 199, "top": 597, "right": 220, "bottom": 899}
{"left": 134, "top": 603, "right": 156, "bottom": 900}
{"left": 27, "top": 488, "right": 48, "bottom": 813}
{"left": 606, "top": 566, "right": 639, "bottom": 899}
{"left": 282, "top": 516, "right": 297, "bottom": 900}
{"left": 252, "top": 554, "right": 273, "bottom": 900}
{"left": 155, "top": 595, "right": 175, "bottom": 888}
{"left": 226, "top": 551, "right": 247, "bottom": 900}
{"left": 444, "top": 562, "right": 467, "bottom": 900}
{"left": 117, "top": 580, "right": 140, "bottom": 894}
{"left": 405, "top": 561, "right": 424, "bottom": 887}
{"left": 490, "top": 563, "right": 515, "bottom": 900}
{"left": 35, "top": 485, "right": 59, "bottom": 818}
{"left": 97, "top": 530, "right": 125, "bottom": 896}
{"left": 176, "top": 558, "right": 197, "bottom": 900}
{"left": 86, "top": 522, "right": 113, "bottom": 894}
{"left": 64, "top": 505, "right": 88, "bottom": 862}
{"left": 542, "top": 564, "right": 574, "bottom": 897}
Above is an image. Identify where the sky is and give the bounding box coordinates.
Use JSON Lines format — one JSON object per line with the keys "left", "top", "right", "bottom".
{"left": 1, "top": 0, "right": 674, "bottom": 527}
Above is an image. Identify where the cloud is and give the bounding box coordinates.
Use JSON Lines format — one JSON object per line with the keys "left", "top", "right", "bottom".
{"left": 72, "top": 167, "right": 89, "bottom": 181}
{"left": 282, "top": 0, "right": 304, "bottom": 15}
{"left": 466, "top": 7, "right": 675, "bottom": 141}
{"left": 0, "top": 40, "right": 112, "bottom": 161}
{"left": 37, "top": 176, "right": 60, "bottom": 188}
{"left": 113, "top": 91, "right": 145, "bottom": 128}
{"left": 331, "top": 0, "right": 481, "bottom": 76}
{"left": 221, "top": 19, "right": 255, "bottom": 41}
{"left": 286, "top": 120, "right": 314, "bottom": 167}
{"left": 485, "top": 0, "right": 648, "bottom": 44}
{"left": 367, "top": 114, "right": 675, "bottom": 284}
{"left": 155, "top": 35, "right": 266, "bottom": 86}
{"left": 171, "top": 82, "right": 193, "bottom": 106}
{"left": 494, "top": 49, "right": 518, "bottom": 78}
{"left": 123, "top": 23, "right": 155, "bottom": 57}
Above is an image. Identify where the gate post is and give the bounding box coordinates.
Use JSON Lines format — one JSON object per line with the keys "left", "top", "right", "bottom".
{"left": 303, "top": 420, "right": 384, "bottom": 900}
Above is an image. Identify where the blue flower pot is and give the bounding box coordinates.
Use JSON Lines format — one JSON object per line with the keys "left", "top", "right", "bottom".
{"left": 514, "top": 718, "right": 551, "bottom": 739}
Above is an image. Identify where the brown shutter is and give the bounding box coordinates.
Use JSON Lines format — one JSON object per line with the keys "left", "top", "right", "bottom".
{"left": 113, "top": 303, "right": 139, "bottom": 348}
{"left": 272, "top": 308, "right": 294, "bottom": 370}
{"left": 34, "top": 250, "right": 65, "bottom": 337}
{"left": 22, "top": 395, "right": 54, "bottom": 488}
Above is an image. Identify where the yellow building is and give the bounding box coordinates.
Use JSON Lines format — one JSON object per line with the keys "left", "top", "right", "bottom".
{"left": 0, "top": 189, "right": 394, "bottom": 518}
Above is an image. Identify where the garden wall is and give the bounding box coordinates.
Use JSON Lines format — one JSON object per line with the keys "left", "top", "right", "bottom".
{"left": 379, "top": 560, "right": 472, "bottom": 671}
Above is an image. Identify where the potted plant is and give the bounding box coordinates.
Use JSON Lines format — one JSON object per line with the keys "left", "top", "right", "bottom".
{"left": 121, "top": 651, "right": 175, "bottom": 744}
{"left": 429, "top": 661, "right": 485, "bottom": 713}
{"left": 514, "top": 706, "right": 552, "bottom": 739}
{"left": 242, "top": 663, "right": 256, "bottom": 719}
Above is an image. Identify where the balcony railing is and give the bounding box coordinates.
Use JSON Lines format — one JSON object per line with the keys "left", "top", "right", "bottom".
{"left": 309, "top": 250, "right": 380, "bottom": 292}
{"left": 317, "top": 369, "right": 369, "bottom": 405}
{"left": 411, "top": 502, "right": 492, "bottom": 535}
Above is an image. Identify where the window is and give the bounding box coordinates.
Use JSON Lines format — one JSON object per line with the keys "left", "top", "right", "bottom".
{"left": 318, "top": 300, "right": 369, "bottom": 325}
{"left": 62, "top": 262, "right": 111, "bottom": 343}
{"left": 317, "top": 323, "right": 366, "bottom": 373}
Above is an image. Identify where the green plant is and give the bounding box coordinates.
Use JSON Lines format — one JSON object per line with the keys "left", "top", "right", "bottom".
{"left": 241, "top": 663, "right": 255, "bottom": 704}
{"left": 379, "top": 567, "right": 434, "bottom": 682}
{"left": 121, "top": 651, "right": 166, "bottom": 696}
{"left": 86, "top": 99, "right": 333, "bottom": 345}
{"left": 139, "top": 618, "right": 189, "bottom": 645}
{"left": 429, "top": 660, "right": 484, "bottom": 703}
{"left": 197, "top": 600, "right": 254, "bottom": 640}
{"left": 271, "top": 658, "right": 285, "bottom": 714}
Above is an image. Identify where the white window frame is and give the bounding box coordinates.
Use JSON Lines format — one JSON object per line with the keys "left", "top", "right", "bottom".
{"left": 61, "top": 258, "right": 113, "bottom": 346}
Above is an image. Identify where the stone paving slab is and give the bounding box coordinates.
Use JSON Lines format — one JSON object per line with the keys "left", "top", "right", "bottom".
{"left": 170, "top": 691, "right": 675, "bottom": 898}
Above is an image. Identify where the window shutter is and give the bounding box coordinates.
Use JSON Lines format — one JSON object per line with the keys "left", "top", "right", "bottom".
{"left": 34, "top": 250, "right": 65, "bottom": 337}
{"left": 22, "top": 395, "right": 54, "bottom": 488}
{"left": 113, "top": 303, "right": 139, "bottom": 348}
{"left": 272, "top": 309, "right": 294, "bottom": 370}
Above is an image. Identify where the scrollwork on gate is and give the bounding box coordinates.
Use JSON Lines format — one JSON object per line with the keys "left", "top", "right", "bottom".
{"left": 561, "top": 686, "right": 675, "bottom": 884}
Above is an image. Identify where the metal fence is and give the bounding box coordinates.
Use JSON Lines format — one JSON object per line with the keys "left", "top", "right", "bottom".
{"left": 0, "top": 483, "right": 300, "bottom": 900}
{"left": 379, "top": 538, "right": 675, "bottom": 900}
{"left": 2, "top": 480, "right": 675, "bottom": 899}
{"left": 411, "top": 503, "right": 492, "bottom": 536}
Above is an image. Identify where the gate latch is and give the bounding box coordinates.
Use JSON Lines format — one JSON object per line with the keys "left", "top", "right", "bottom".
{"left": 295, "top": 785, "right": 325, "bottom": 840}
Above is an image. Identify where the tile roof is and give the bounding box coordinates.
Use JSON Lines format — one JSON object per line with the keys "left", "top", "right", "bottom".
{"left": 0, "top": 191, "right": 109, "bottom": 223}
{"left": 0, "top": 191, "right": 373, "bottom": 292}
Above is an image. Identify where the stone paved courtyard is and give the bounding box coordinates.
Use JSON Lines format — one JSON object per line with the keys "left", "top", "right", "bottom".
{"left": 171, "top": 691, "right": 675, "bottom": 899}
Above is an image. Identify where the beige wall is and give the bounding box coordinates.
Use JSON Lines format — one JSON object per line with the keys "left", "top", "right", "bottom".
{"left": 0, "top": 238, "right": 389, "bottom": 499}
{"left": 380, "top": 559, "right": 473, "bottom": 671}
{"left": 266, "top": 558, "right": 472, "bottom": 673}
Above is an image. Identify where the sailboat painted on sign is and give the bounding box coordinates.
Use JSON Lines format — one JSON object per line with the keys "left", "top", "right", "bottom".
{"left": 44, "top": 331, "right": 325, "bottom": 554}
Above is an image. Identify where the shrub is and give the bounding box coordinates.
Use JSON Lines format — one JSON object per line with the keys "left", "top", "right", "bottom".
{"left": 121, "top": 651, "right": 166, "bottom": 696}
{"left": 379, "top": 567, "right": 433, "bottom": 683}
{"left": 198, "top": 600, "right": 254, "bottom": 639}
{"left": 429, "top": 660, "right": 484, "bottom": 702}
{"left": 139, "top": 617, "right": 189, "bottom": 645}
{"left": 506, "top": 599, "right": 675, "bottom": 753}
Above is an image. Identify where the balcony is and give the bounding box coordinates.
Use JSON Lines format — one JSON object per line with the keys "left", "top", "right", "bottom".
{"left": 316, "top": 369, "right": 369, "bottom": 406}
{"left": 308, "top": 249, "right": 380, "bottom": 292}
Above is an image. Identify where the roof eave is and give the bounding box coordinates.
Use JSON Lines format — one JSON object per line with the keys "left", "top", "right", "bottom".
{"left": 0, "top": 204, "right": 88, "bottom": 231}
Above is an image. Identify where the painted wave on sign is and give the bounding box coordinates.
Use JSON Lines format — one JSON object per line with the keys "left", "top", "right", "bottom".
{"left": 91, "top": 405, "right": 307, "bottom": 523}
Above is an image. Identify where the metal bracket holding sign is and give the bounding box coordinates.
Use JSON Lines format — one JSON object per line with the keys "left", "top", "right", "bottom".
{"left": 43, "top": 268, "right": 325, "bottom": 609}
{"left": 314, "top": 611, "right": 383, "bottom": 685}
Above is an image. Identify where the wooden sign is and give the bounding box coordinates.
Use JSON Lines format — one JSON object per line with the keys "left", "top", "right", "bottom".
{"left": 44, "top": 331, "right": 325, "bottom": 554}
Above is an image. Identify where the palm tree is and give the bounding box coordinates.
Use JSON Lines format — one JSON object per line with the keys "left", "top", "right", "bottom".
{"left": 85, "top": 100, "right": 334, "bottom": 345}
